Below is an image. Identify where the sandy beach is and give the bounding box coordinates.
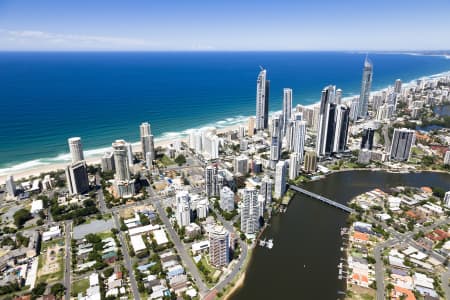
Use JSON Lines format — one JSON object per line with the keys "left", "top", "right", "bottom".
{"left": 2, "top": 69, "right": 449, "bottom": 186}
{"left": 0, "top": 124, "right": 243, "bottom": 185}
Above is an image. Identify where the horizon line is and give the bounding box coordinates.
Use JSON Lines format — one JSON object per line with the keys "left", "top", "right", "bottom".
{"left": 0, "top": 49, "right": 449, "bottom": 53}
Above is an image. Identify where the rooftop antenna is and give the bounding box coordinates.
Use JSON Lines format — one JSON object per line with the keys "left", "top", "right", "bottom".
{"left": 259, "top": 65, "right": 264, "bottom": 71}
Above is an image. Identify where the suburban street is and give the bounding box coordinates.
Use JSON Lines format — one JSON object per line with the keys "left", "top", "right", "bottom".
{"left": 148, "top": 185, "right": 209, "bottom": 295}
{"left": 442, "top": 266, "right": 450, "bottom": 300}
{"left": 64, "top": 220, "right": 72, "bottom": 300}
{"left": 374, "top": 238, "right": 398, "bottom": 300}
{"left": 112, "top": 212, "right": 141, "bottom": 300}
{"left": 368, "top": 215, "right": 450, "bottom": 300}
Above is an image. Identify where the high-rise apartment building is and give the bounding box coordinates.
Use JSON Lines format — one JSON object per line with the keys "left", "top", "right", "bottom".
{"left": 65, "top": 161, "right": 89, "bottom": 195}
{"left": 390, "top": 128, "right": 415, "bottom": 161}
{"left": 68, "top": 137, "right": 84, "bottom": 163}
{"left": 282, "top": 88, "right": 292, "bottom": 135}
{"left": 241, "top": 188, "right": 260, "bottom": 235}
{"left": 304, "top": 151, "right": 317, "bottom": 173}
{"left": 358, "top": 57, "right": 373, "bottom": 118}
{"left": 255, "top": 69, "right": 270, "bottom": 131}
{"left": 209, "top": 225, "right": 230, "bottom": 267}
{"left": 274, "top": 160, "right": 287, "bottom": 199}
{"left": 176, "top": 191, "right": 191, "bottom": 227}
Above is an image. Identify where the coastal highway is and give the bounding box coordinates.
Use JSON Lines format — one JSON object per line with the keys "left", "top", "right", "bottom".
{"left": 64, "top": 220, "right": 72, "bottom": 300}
{"left": 112, "top": 212, "right": 141, "bottom": 300}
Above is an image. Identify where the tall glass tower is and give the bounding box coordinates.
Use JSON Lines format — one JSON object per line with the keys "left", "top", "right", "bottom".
{"left": 358, "top": 57, "right": 373, "bottom": 118}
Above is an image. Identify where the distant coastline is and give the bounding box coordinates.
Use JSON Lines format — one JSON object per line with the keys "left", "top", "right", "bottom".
{"left": 1, "top": 52, "right": 450, "bottom": 183}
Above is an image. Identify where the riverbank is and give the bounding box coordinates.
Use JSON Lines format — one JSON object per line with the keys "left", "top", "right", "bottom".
{"left": 230, "top": 170, "right": 450, "bottom": 300}
{"left": 222, "top": 272, "right": 246, "bottom": 300}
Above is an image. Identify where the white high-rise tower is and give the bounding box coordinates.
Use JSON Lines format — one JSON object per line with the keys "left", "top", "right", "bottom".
{"left": 282, "top": 88, "right": 292, "bottom": 135}
{"left": 358, "top": 57, "right": 373, "bottom": 118}
{"left": 255, "top": 68, "right": 270, "bottom": 131}
{"left": 68, "top": 137, "right": 84, "bottom": 163}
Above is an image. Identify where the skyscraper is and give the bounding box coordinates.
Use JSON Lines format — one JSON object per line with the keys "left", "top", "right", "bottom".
{"left": 140, "top": 122, "right": 155, "bottom": 166}
{"left": 234, "top": 155, "right": 248, "bottom": 175}
{"left": 5, "top": 175, "right": 16, "bottom": 197}
{"left": 219, "top": 186, "right": 235, "bottom": 212}
{"left": 260, "top": 175, "right": 273, "bottom": 208}
{"left": 112, "top": 140, "right": 130, "bottom": 181}
{"left": 68, "top": 137, "right": 84, "bottom": 164}
{"left": 65, "top": 161, "right": 89, "bottom": 195}
{"left": 176, "top": 190, "right": 191, "bottom": 227}
{"left": 394, "top": 79, "right": 402, "bottom": 94}
{"left": 332, "top": 104, "right": 350, "bottom": 153}
{"left": 336, "top": 88, "right": 343, "bottom": 105}
{"left": 255, "top": 68, "right": 270, "bottom": 131}
{"left": 288, "top": 152, "right": 299, "bottom": 180}
{"left": 241, "top": 188, "right": 259, "bottom": 235}
{"left": 390, "top": 128, "right": 415, "bottom": 161}
{"left": 282, "top": 88, "right": 292, "bottom": 135}
{"left": 209, "top": 225, "right": 230, "bottom": 267}
{"left": 248, "top": 116, "right": 255, "bottom": 137}
{"left": 112, "top": 140, "right": 135, "bottom": 197}
{"left": 304, "top": 151, "right": 317, "bottom": 173}
{"left": 360, "top": 128, "right": 375, "bottom": 150}
{"left": 140, "top": 122, "right": 151, "bottom": 138}
{"left": 270, "top": 113, "right": 282, "bottom": 168}
{"left": 101, "top": 152, "right": 115, "bottom": 172}
{"left": 316, "top": 86, "right": 350, "bottom": 157}
{"left": 126, "top": 142, "right": 134, "bottom": 167}
{"left": 205, "top": 165, "right": 222, "bottom": 198}
{"left": 358, "top": 57, "right": 373, "bottom": 118}
{"left": 292, "top": 114, "right": 306, "bottom": 162}
{"left": 316, "top": 85, "right": 335, "bottom": 157}
{"left": 274, "top": 160, "right": 287, "bottom": 199}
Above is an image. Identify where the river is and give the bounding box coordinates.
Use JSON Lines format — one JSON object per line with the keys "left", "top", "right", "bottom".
{"left": 230, "top": 170, "right": 450, "bottom": 300}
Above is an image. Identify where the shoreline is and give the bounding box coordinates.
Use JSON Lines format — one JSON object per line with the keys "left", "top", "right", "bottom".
{"left": 0, "top": 125, "right": 242, "bottom": 185}
{"left": 1, "top": 69, "right": 450, "bottom": 185}
{"left": 222, "top": 272, "right": 246, "bottom": 300}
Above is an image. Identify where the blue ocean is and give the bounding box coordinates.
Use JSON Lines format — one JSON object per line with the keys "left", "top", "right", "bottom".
{"left": 1, "top": 51, "right": 450, "bottom": 174}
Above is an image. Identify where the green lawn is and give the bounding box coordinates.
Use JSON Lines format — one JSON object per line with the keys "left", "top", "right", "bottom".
{"left": 97, "top": 231, "right": 114, "bottom": 240}
{"left": 41, "top": 237, "right": 65, "bottom": 252}
{"left": 72, "top": 278, "right": 89, "bottom": 295}
{"left": 160, "top": 155, "right": 175, "bottom": 166}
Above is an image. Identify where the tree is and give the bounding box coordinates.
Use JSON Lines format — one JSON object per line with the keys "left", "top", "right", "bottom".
{"left": 13, "top": 208, "right": 32, "bottom": 228}
{"left": 31, "top": 282, "right": 47, "bottom": 299}
{"left": 51, "top": 283, "right": 65, "bottom": 297}
{"left": 174, "top": 154, "right": 187, "bottom": 166}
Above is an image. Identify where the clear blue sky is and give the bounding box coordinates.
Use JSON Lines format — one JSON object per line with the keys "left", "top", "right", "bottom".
{"left": 0, "top": 0, "right": 449, "bottom": 51}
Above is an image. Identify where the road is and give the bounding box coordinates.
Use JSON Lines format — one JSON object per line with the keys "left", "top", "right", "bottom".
{"left": 368, "top": 215, "right": 450, "bottom": 299}
{"left": 442, "top": 266, "right": 450, "bottom": 300}
{"left": 112, "top": 212, "right": 141, "bottom": 300}
{"left": 373, "top": 238, "right": 398, "bottom": 300}
{"left": 64, "top": 220, "right": 72, "bottom": 300}
{"left": 149, "top": 187, "right": 209, "bottom": 295}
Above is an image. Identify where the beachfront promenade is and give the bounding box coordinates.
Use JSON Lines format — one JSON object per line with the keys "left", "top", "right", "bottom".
{"left": 289, "top": 185, "right": 355, "bottom": 213}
